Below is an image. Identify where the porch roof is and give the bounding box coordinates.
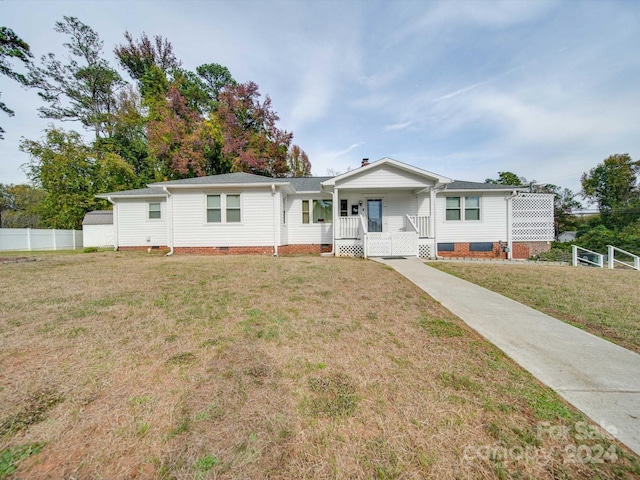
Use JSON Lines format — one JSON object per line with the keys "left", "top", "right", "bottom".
{"left": 321, "top": 157, "right": 453, "bottom": 188}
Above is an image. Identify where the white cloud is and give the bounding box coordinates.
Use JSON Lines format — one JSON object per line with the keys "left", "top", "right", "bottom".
{"left": 383, "top": 121, "right": 412, "bottom": 132}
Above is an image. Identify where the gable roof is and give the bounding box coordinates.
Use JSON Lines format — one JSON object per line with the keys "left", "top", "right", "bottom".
{"left": 82, "top": 210, "right": 113, "bottom": 225}
{"left": 149, "top": 172, "right": 288, "bottom": 188}
{"left": 321, "top": 157, "right": 453, "bottom": 187}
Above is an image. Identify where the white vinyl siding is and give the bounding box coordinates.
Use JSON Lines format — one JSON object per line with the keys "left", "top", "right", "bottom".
{"left": 287, "top": 195, "right": 333, "bottom": 244}
{"left": 115, "top": 198, "right": 168, "bottom": 247}
{"left": 436, "top": 193, "right": 507, "bottom": 243}
{"left": 335, "top": 164, "right": 436, "bottom": 189}
{"left": 172, "top": 188, "right": 275, "bottom": 247}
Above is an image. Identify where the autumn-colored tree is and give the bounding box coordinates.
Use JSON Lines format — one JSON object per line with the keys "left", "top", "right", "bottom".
{"left": 147, "top": 86, "right": 226, "bottom": 179}
{"left": 286, "top": 145, "right": 311, "bottom": 177}
{"left": 0, "top": 27, "right": 32, "bottom": 139}
{"left": 217, "top": 81, "right": 292, "bottom": 177}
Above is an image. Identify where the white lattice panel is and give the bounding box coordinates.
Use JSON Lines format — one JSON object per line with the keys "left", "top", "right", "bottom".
{"left": 367, "top": 233, "right": 392, "bottom": 257}
{"left": 391, "top": 232, "right": 417, "bottom": 256}
{"left": 511, "top": 193, "right": 555, "bottom": 241}
{"left": 419, "top": 244, "right": 431, "bottom": 258}
{"left": 337, "top": 244, "right": 364, "bottom": 257}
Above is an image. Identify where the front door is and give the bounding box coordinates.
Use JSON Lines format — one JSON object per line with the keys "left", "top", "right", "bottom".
{"left": 367, "top": 199, "right": 383, "bottom": 232}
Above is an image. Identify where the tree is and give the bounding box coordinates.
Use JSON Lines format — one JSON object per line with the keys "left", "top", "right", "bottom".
{"left": 114, "top": 31, "right": 180, "bottom": 82}
{"left": 581, "top": 153, "right": 640, "bottom": 229}
{"left": 0, "top": 183, "right": 44, "bottom": 228}
{"left": 286, "top": 145, "right": 311, "bottom": 177}
{"left": 217, "top": 81, "right": 292, "bottom": 177}
{"left": 485, "top": 171, "right": 524, "bottom": 186}
{"left": 532, "top": 183, "right": 582, "bottom": 235}
{"left": 0, "top": 27, "right": 32, "bottom": 139}
{"left": 20, "top": 127, "right": 136, "bottom": 229}
{"left": 28, "top": 17, "right": 123, "bottom": 139}
{"left": 196, "top": 63, "right": 235, "bottom": 103}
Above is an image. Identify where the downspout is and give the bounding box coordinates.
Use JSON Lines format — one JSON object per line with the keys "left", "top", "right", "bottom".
{"left": 107, "top": 196, "right": 118, "bottom": 251}
{"left": 506, "top": 190, "right": 518, "bottom": 260}
{"left": 163, "top": 187, "right": 174, "bottom": 256}
{"left": 272, "top": 184, "right": 278, "bottom": 256}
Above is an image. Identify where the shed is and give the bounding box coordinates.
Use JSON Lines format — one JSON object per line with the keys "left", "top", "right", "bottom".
{"left": 82, "top": 210, "right": 114, "bottom": 248}
{"left": 557, "top": 231, "right": 577, "bottom": 243}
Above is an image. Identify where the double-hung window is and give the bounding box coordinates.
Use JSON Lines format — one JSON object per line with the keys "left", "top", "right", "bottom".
{"left": 302, "top": 199, "right": 332, "bottom": 224}
{"left": 446, "top": 196, "right": 481, "bottom": 221}
{"left": 207, "top": 194, "right": 241, "bottom": 223}
{"left": 149, "top": 202, "right": 161, "bottom": 220}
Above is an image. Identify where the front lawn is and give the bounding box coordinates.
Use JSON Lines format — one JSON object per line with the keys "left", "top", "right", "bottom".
{"left": 0, "top": 253, "right": 638, "bottom": 478}
{"left": 429, "top": 261, "right": 640, "bottom": 354}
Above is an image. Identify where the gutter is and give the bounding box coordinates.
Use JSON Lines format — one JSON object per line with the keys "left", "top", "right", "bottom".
{"left": 272, "top": 184, "right": 278, "bottom": 256}
{"left": 506, "top": 190, "right": 519, "bottom": 260}
{"left": 163, "top": 187, "right": 174, "bottom": 256}
{"left": 106, "top": 196, "right": 118, "bottom": 251}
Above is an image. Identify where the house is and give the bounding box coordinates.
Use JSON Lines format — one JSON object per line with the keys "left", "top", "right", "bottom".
{"left": 82, "top": 210, "right": 115, "bottom": 248}
{"left": 557, "top": 231, "right": 577, "bottom": 243}
{"left": 96, "top": 157, "right": 555, "bottom": 259}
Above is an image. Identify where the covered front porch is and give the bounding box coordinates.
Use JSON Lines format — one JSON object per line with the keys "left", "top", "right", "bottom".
{"left": 335, "top": 214, "right": 435, "bottom": 258}
{"left": 331, "top": 190, "right": 436, "bottom": 258}
{"left": 320, "top": 158, "right": 450, "bottom": 259}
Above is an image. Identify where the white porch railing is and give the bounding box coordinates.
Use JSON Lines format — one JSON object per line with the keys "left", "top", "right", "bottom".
{"left": 407, "top": 215, "right": 430, "bottom": 237}
{"left": 572, "top": 245, "right": 604, "bottom": 268}
{"left": 608, "top": 245, "right": 640, "bottom": 270}
{"left": 339, "top": 216, "right": 361, "bottom": 239}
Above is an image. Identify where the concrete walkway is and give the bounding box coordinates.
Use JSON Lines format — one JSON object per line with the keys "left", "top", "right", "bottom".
{"left": 376, "top": 257, "right": 640, "bottom": 456}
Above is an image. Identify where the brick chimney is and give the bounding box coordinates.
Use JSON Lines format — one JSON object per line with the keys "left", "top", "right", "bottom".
{"left": 361, "top": 158, "right": 370, "bottom": 167}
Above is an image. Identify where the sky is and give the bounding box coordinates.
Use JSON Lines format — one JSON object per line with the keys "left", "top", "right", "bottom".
{"left": 2, "top": 0, "right": 640, "bottom": 194}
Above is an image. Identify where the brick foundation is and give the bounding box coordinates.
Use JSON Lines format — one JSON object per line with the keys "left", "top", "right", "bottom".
{"left": 119, "top": 244, "right": 334, "bottom": 256}
{"left": 278, "top": 244, "right": 333, "bottom": 255}
{"left": 173, "top": 246, "right": 275, "bottom": 255}
{"left": 512, "top": 241, "right": 551, "bottom": 259}
{"left": 437, "top": 242, "right": 505, "bottom": 259}
{"left": 436, "top": 241, "right": 551, "bottom": 259}
{"left": 117, "top": 245, "right": 169, "bottom": 251}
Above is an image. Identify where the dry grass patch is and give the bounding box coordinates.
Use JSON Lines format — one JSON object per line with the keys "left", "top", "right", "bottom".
{"left": 0, "top": 252, "right": 639, "bottom": 479}
{"left": 429, "top": 261, "right": 640, "bottom": 354}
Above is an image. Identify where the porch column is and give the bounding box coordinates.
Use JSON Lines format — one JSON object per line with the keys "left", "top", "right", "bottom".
{"left": 429, "top": 188, "right": 436, "bottom": 239}
{"left": 333, "top": 187, "right": 339, "bottom": 241}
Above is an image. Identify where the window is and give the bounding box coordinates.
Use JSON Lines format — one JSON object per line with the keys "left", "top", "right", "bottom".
{"left": 282, "top": 196, "right": 287, "bottom": 225}
{"left": 207, "top": 194, "right": 241, "bottom": 223}
{"left": 340, "top": 199, "right": 348, "bottom": 217}
{"left": 149, "top": 202, "right": 161, "bottom": 220}
{"left": 313, "top": 199, "right": 332, "bottom": 223}
{"left": 207, "top": 195, "right": 221, "bottom": 223}
{"left": 446, "top": 196, "right": 481, "bottom": 221}
{"left": 446, "top": 197, "right": 461, "bottom": 221}
{"left": 302, "top": 199, "right": 332, "bottom": 224}
{"left": 226, "top": 194, "right": 241, "bottom": 222}
{"left": 465, "top": 196, "right": 480, "bottom": 220}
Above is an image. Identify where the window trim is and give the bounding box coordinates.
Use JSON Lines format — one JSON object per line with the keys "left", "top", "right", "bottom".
{"left": 301, "top": 198, "right": 333, "bottom": 225}
{"left": 445, "top": 196, "right": 482, "bottom": 222}
{"left": 205, "top": 193, "right": 242, "bottom": 224}
{"left": 148, "top": 202, "right": 162, "bottom": 220}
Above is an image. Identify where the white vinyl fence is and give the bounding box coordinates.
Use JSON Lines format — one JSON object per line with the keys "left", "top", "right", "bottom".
{"left": 0, "top": 228, "right": 83, "bottom": 252}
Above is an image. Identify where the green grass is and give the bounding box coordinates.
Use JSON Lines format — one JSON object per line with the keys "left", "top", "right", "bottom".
{"left": 429, "top": 261, "right": 640, "bottom": 353}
